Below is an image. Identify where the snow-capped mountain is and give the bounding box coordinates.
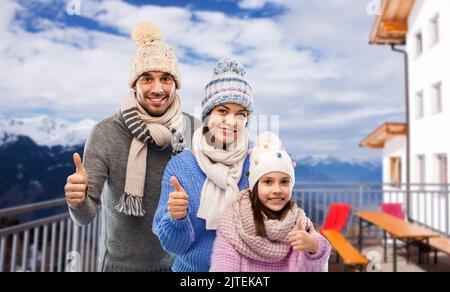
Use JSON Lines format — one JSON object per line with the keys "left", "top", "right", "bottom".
{"left": 0, "top": 115, "right": 97, "bottom": 147}
{"left": 0, "top": 132, "right": 19, "bottom": 145}
{"left": 295, "top": 155, "right": 381, "bottom": 184}
{"left": 296, "top": 154, "right": 380, "bottom": 169}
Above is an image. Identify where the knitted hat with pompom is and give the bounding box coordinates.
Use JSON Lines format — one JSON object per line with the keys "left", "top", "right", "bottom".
{"left": 129, "top": 22, "right": 181, "bottom": 89}
{"left": 201, "top": 58, "right": 254, "bottom": 121}
{"left": 248, "top": 132, "right": 296, "bottom": 192}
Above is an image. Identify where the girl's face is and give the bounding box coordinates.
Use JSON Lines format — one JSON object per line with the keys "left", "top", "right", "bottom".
{"left": 206, "top": 103, "right": 248, "bottom": 147}
{"left": 257, "top": 172, "right": 292, "bottom": 212}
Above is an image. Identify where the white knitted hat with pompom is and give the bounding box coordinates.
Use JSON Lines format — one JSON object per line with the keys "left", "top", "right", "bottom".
{"left": 129, "top": 22, "right": 181, "bottom": 89}
{"left": 248, "top": 132, "right": 296, "bottom": 192}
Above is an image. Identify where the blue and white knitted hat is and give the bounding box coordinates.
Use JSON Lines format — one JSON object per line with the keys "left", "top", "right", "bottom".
{"left": 201, "top": 58, "right": 254, "bottom": 121}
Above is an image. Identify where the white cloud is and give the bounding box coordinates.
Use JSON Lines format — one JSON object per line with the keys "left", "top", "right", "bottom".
{"left": 0, "top": 0, "right": 133, "bottom": 120}
{"left": 0, "top": 0, "right": 405, "bottom": 160}
{"left": 0, "top": 0, "right": 16, "bottom": 29}
{"left": 238, "top": 0, "right": 290, "bottom": 10}
{"left": 238, "top": 0, "right": 267, "bottom": 9}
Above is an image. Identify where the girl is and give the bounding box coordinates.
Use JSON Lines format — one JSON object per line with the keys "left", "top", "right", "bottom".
{"left": 153, "top": 59, "right": 255, "bottom": 272}
{"left": 211, "top": 132, "right": 331, "bottom": 272}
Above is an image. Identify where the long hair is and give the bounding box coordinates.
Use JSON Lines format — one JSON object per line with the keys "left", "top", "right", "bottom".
{"left": 249, "top": 182, "right": 295, "bottom": 238}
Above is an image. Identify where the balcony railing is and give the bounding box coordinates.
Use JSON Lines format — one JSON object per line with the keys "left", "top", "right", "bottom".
{"left": 0, "top": 199, "right": 100, "bottom": 272}
{"left": 295, "top": 182, "right": 450, "bottom": 238}
{"left": 0, "top": 182, "right": 448, "bottom": 272}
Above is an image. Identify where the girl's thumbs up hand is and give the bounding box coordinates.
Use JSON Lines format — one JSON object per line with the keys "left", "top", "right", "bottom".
{"left": 288, "top": 217, "right": 319, "bottom": 254}
{"left": 168, "top": 177, "right": 189, "bottom": 220}
{"left": 295, "top": 217, "right": 304, "bottom": 231}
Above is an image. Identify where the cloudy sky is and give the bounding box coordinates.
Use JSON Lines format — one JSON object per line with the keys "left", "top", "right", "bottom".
{"left": 0, "top": 0, "right": 406, "bottom": 161}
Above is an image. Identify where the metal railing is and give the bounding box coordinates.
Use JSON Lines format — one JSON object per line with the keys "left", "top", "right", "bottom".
{"left": 294, "top": 182, "right": 450, "bottom": 239}
{"left": 0, "top": 199, "right": 100, "bottom": 272}
{"left": 1, "top": 182, "right": 448, "bottom": 272}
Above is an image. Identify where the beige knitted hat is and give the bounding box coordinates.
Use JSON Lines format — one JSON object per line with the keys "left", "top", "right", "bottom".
{"left": 129, "top": 22, "right": 181, "bottom": 89}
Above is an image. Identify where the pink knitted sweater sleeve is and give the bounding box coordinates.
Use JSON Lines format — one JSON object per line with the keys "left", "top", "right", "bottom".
{"left": 210, "top": 231, "right": 241, "bottom": 272}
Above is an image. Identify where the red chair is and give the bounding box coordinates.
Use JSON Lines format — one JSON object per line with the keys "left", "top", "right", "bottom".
{"left": 381, "top": 203, "right": 405, "bottom": 220}
{"left": 381, "top": 203, "right": 407, "bottom": 243}
{"left": 320, "top": 204, "right": 352, "bottom": 234}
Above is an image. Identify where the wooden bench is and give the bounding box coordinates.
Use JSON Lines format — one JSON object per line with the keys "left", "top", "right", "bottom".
{"left": 322, "top": 230, "right": 368, "bottom": 272}
{"left": 356, "top": 211, "right": 440, "bottom": 271}
{"left": 429, "top": 236, "right": 450, "bottom": 263}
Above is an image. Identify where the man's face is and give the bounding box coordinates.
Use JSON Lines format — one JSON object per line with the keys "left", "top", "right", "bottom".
{"left": 134, "top": 71, "right": 176, "bottom": 117}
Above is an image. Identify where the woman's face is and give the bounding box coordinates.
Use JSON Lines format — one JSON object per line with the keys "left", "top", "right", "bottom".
{"left": 257, "top": 172, "right": 292, "bottom": 212}
{"left": 206, "top": 103, "right": 248, "bottom": 147}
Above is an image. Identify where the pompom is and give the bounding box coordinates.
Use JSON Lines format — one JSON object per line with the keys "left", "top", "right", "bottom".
{"left": 256, "top": 132, "right": 282, "bottom": 148}
{"left": 213, "top": 58, "right": 246, "bottom": 77}
{"left": 131, "top": 22, "right": 162, "bottom": 46}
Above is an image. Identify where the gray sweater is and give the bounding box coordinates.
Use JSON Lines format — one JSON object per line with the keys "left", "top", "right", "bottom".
{"left": 69, "top": 111, "right": 199, "bottom": 272}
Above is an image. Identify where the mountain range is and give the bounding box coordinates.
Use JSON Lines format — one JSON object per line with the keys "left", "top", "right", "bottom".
{"left": 0, "top": 115, "right": 382, "bottom": 209}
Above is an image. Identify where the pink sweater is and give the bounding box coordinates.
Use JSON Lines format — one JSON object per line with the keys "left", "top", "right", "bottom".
{"left": 210, "top": 231, "right": 331, "bottom": 272}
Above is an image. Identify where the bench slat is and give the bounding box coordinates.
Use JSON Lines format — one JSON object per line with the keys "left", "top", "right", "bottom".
{"left": 429, "top": 237, "right": 450, "bottom": 256}
{"left": 322, "top": 230, "right": 368, "bottom": 266}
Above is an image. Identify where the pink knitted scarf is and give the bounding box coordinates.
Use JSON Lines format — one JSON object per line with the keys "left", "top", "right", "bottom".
{"left": 217, "top": 190, "right": 311, "bottom": 263}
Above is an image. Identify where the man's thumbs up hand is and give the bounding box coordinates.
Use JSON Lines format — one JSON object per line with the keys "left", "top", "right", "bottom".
{"left": 73, "top": 153, "right": 86, "bottom": 175}
{"left": 64, "top": 153, "right": 88, "bottom": 207}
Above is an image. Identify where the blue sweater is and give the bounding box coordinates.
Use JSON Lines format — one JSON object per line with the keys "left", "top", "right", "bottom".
{"left": 153, "top": 150, "right": 250, "bottom": 272}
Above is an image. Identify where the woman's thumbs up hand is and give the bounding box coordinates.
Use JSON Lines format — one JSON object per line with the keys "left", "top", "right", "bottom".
{"left": 168, "top": 176, "right": 189, "bottom": 220}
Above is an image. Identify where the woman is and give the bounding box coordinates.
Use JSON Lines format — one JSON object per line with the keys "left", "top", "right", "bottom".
{"left": 153, "top": 58, "right": 255, "bottom": 272}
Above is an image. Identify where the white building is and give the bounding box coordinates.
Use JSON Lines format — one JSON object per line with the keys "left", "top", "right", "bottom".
{"left": 362, "top": 0, "right": 450, "bottom": 233}
{"left": 360, "top": 123, "right": 407, "bottom": 190}
{"left": 408, "top": 0, "right": 449, "bottom": 187}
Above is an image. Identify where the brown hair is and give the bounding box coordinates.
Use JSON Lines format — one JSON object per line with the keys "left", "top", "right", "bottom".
{"left": 202, "top": 126, "right": 214, "bottom": 142}
{"left": 203, "top": 125, "right": 230, "bottom": 150}
{"left": 249, "top": 182, "right": 295, "bottom": 238}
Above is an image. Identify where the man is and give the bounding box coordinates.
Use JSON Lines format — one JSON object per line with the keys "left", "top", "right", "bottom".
{"left": 64, "top": 22, "right": 199, "bottom": 272}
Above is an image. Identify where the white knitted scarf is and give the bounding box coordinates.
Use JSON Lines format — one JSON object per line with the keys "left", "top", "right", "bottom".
{"left": 192, "top": 127, "right": 248, "bottom": 230}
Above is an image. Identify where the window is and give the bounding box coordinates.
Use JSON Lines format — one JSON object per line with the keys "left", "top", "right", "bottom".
{"left": 390, "top": 157, "right": 402, "bottom": 188}
{"left": 417, "top": 155, "right": 426, "bottom": 190}
{"left": 416, "top": 91, "right": 424, "bottom": 119}
{"left": 415, "top": 32, "right": 423, "bottom": 57}
{"left": 432, "top": 82, "right": 443, "bottom": 114}
{"left": 430, "top": 15, "right": 440, "bottom": 47}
